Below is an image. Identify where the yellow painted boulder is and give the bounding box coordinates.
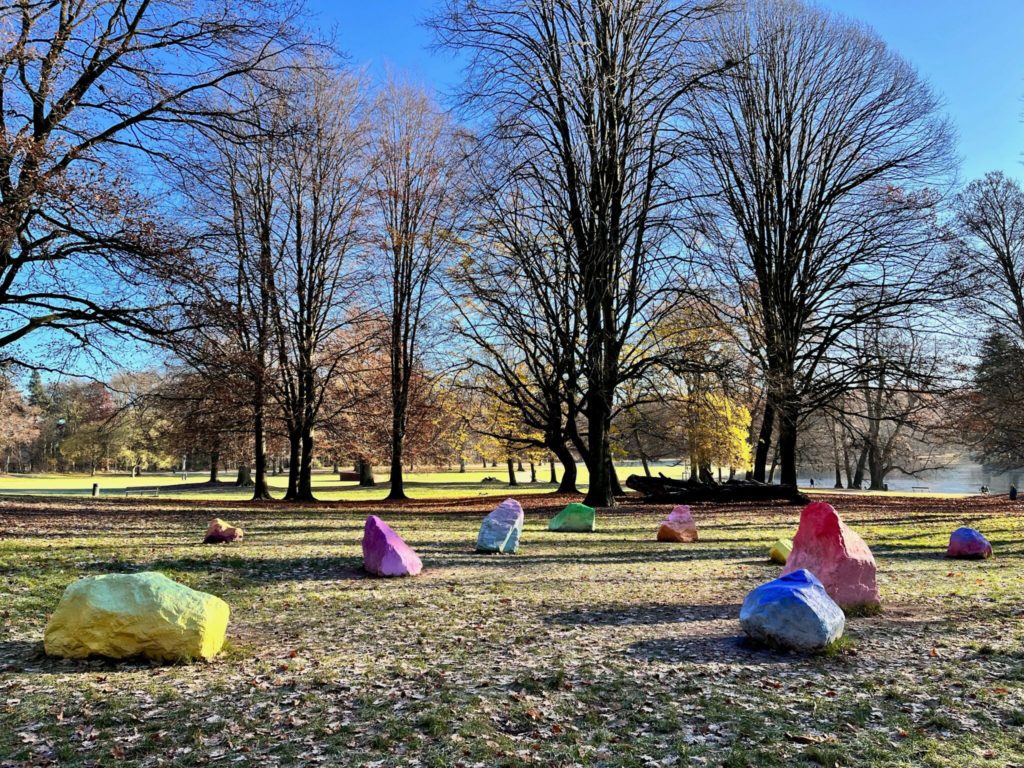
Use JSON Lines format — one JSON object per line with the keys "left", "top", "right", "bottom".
{"left": 44, "top": 572, "right": 229, "bottom": 662}
{"left": 769, "top": 538, "right": 793, "bottom": 565}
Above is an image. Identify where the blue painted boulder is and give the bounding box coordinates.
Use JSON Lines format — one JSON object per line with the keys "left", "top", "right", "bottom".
{"left": 739, "top": 569, "right": 845, "bottom": 652}
{"left": 476, "top": 498, "right": 524, "bottom": 553}
{"left": 946, "top": 527, "right": 992, "bottom": 559}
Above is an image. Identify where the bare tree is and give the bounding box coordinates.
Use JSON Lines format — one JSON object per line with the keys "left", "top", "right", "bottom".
{"left": 0, "top": 0, "right": 305, "bottom": 366}
{"left": 451, "top": 178, "right": 586, "bottom": 493}
{"left": 369, "top": 79, "right": 468, "bottom": 500}
{"left": 433, "top": 0, "right": 729, "bottom": 507}
{"left": 690, "top": 0, "right": 955, "bottom": 487}
{"left": 952, "top": 172, "right": 1024, "bottom": 343}
{"left": 269, "top": 68, "right": 370, "bottom": 502}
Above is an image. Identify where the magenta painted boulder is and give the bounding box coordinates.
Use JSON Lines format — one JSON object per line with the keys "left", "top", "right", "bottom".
{"left": 781, "top": 502, "right": 879, "bottom": 610}
{"left": 946, "top": 527, "right": 992, "bottom": 559}
{"left": 362, "top": 516, "right": 423, "bottom": 577}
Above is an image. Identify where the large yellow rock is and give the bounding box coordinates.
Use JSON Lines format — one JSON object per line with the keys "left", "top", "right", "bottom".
{"left": 44, "top": 572, "right": 229, "bottom": 662}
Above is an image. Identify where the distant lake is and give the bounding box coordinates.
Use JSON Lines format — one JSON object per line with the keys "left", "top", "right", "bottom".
{"left": 797, "top": 461, "right": 1021, "bottom": 494}
{"left": 624, "top": 460, "right": 1021, "bottom": 495}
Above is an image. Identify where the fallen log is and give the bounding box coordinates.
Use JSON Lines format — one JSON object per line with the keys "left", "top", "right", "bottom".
{"left": 626, "top": 473, "right": 808, "bottom": 505}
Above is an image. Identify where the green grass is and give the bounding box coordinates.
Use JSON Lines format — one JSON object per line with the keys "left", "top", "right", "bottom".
{"left": 0, "top": 466, "right": 980, "bottom": 503}
{"left": 1, "top": 492, "right": 1022, "bottom": 767}
{"left": 0, "top": 466, "right": 591, "bottom": 501}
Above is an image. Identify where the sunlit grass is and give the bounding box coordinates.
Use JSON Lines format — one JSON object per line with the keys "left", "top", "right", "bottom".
{"left": 0, "top": 493, "right": 1022, "bottom": 766}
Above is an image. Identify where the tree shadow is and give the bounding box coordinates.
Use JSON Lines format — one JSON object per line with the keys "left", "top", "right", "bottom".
{"left": 627, "top": 634, "right": 830, "bottom": 666}
{"left": 546, "top": 602, "right": 738, "bottom": 627}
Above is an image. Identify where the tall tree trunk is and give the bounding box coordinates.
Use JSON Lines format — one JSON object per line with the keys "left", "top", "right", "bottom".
{"left": 553, "top": 443, "right": 577, "bottom": 493}
{"left": 777, "top": 398, "right": 799, "bottom": 487}
{"left": 252, "top": 389, "right": 272, "bottom": 499}
{"left": 851, "top": 443, "right": 869, "bottom": 490}
{"left": 753, "top": 400, "right": 775, "bottom": 482}
{"left": 459, "top": 457, "right": 466, "bottom": 473}
{"left": 609, "top": 458, "right": 623, "bottom": 496}
{"left": 209, "top": 450, "right": 220, "bottom": 484}
{"left": 867, "top": 445, "right": 886, "bottom": 490}
{"left": 506, "top": 458, "right": 518, "bottom": 486}
{"left": 549, "top": 455, "right": 557, "bottom": 484}
{"left": 529, "top": 462, "right": 537, "bottom": 483}
{"left": 296, "top": 427, "right": 316, "bottom": 501}
{"left": 284, "top": 430, "right": 301, "bottom": 501}
{"left": 387, "top": 419, "right": 407, "bottom": 500}
{"left": 640, "top": 453, "right": 651, "bottom": 476}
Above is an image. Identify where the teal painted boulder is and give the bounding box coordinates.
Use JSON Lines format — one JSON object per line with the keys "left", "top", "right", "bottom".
{"left": 548, "top": 502, "right": 595, "bottom": 532}
{"left": 477, "top": 498, "right": 524, "bottom": 553}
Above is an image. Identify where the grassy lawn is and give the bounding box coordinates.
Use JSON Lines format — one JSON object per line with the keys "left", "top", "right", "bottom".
{"left": 1, "top": 492, "right": 1022, "bottom": 767}
{"left": 0, "top": 467, "right": 592, "bottom": 502}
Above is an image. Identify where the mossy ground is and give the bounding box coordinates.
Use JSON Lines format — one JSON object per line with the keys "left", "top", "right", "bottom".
{"left": 1, "top": 492, "right": 1022, "bottom": 767}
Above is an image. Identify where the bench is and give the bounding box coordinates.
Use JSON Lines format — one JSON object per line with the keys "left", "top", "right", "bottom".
{"left": 911, "top": 486, "right": 929, "bottom": 491}
{"left": 124, "top": 487, "right": 161, "bottom": 497}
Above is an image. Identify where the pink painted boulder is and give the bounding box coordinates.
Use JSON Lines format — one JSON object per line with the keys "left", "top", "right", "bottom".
{"left": 362, "top": 516, "right": 423, "bottom": 577}
{"left": 781, "top": 502, "right": 879, "bottom": 609}
{"left": 657, "top": 505, "right": 698, "bottom": 542}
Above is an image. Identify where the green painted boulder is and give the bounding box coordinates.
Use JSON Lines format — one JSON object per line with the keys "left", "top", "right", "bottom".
{"left": 44, "top": 572, "right": 230, "bottom": 662}
{"left": 548, "top": 502, "right": 596, "bottom": 532}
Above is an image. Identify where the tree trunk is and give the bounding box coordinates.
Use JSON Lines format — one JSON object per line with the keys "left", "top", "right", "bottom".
{"left": 506, "top": 457, "right": 518, "bottom": 486}
{"left": 549, "top": 456, "right": 557, "bottom": 484}
{"left": 517, "top": 459, "right": 524, "bottom": 472}
{"left": 640, "top": 453, "right": 651, "bottom": 476}
{"left": 459, "top": 457, "right": 466, "bottom": 473}
{"left": 236, "top": 464, "right": 253, "bottom": 487}
{"left": 296, "top": 427, "right": 316, "bottom": 501}
{"left": 387, "top": 415, "right": 407, "bottom": 500}
{"left": 777, "top": 399, "right": 799, "bottom": 488}
{"left": 284, "top": 430, "right": 301, "bottom": 501}
{"left": 867, "top": 445, "right": 886, "bottom": 490}
{"left": 553, "top": 444, "right": 577, "bottom": 493}
{"left": 753, "top": 400, "right": 775, "bottom": 482}
{"left": 357, "top": 458, "right": 375, "bottom": 487}
{"left": 583, "top": 408, "right": 615, "bottom": 508}
{"left": 851, "top": 443, "right": 869, "bottom": 490}
{"left": 252, "top": 402, "right": 272, "bottom": 500}
{"left": 209, "top": 450, "right": 220, "bottom": 483}
{"left": 768, "top": 453, "right": 778, "bottom": 484}
{"left": 529, "top": 462, "right": 537, "bottom": 483}
{"left": 609, "top": 458, "right": 623, "bottom": 496}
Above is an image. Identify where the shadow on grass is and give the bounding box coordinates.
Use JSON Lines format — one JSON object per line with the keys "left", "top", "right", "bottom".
{"left": 627, "top": 634, "right": 827, "bottom": 666}
{"left": 547, "top": 602, "right": 738, "bottom": 627}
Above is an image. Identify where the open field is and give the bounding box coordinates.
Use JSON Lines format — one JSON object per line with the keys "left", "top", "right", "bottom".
{"left": 2, "top": 493, "right": 1022, "bottom": 767}
{"left": 0, "top": 469, "right": 982, "bottom": 503}
{"left": 0, "top": 468, "right": 578, "bottom": 502}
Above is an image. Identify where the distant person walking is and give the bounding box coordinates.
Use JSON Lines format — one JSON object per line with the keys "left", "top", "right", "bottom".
{"left": 809, "top": 478, "right": 815, "bottom": 488}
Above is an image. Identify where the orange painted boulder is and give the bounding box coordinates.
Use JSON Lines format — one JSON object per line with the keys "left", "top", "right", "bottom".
{"left": 781, "top": 502, "right": 879, "bottom": 610}
{"left": 204, "top": 518, "right": 243, "bottom": 544}
{"left": 657, "top": 505, "right": 698, "bottom": 542}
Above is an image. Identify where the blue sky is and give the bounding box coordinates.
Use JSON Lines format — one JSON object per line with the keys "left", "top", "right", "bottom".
{"left": 319, "top": 0, "right": 1024, "bottom": 183}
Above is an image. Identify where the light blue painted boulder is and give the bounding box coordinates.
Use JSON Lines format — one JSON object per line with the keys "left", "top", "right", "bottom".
{"left": 739, "top": 569, "right": 845, "bottom": 652}
{"left": 476, "top": 498, "right": 524, "bottom": 553}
